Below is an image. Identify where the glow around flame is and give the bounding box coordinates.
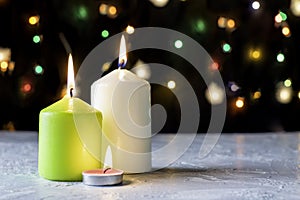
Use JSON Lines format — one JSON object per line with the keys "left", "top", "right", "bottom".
{"left": 118, "top": 35, "right": 127, "bottom": 68}
{"left": 67, "top": 53, "right": 76, "bottom": 97}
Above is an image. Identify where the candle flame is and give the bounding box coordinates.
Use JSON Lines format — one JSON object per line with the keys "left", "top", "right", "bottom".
{"left": 67, "top": 53, "right": 75, "bottom": 97}
{"left": 118, "top": 35, "right": 127, "bottom": 68}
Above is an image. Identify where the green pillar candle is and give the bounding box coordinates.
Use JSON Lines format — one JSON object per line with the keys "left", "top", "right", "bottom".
{"left": 39, "top": 97, "right": 102, "bottom": 181}
{"left": 38, "top": 54, "right": 102, "bottom": 181}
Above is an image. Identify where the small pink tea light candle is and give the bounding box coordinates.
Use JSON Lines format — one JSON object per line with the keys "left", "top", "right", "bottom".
{"left": 82, "top": 168, "right": 124, "bottom": 186}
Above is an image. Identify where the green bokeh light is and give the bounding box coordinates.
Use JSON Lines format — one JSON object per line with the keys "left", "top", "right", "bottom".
{"left": 33, "top": 35, "right": 41, "bottom": 43}
{"left": 222, "top": 43, "right": 231, "bottom": 53}
{"left": 101, "top": 30, "right": 109, "bottom": 38}
{"left": 34, "top": 65, "right": 44, "bottom": 74}
{"left": 195, "top": 19, "right": 206, "bottom": 33}
{"left": 280, "top": 11, "right": 287, "bottom": 21}
{"left": 78, "top": 6, "right": 88, "bottom": 20}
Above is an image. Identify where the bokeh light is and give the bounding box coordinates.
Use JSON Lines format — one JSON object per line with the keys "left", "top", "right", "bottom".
{"left": 102, "top": 62, "right": 111, "bottom": 72}
{"left": 277, "top": 53, "right": 285, "bottom": 62}
{"left": 174, "top": 40, "right": 183, "bottom": 49}
{"left": 34, "top": 65, "right": 44, "bottom": 75}
{"left": 101, "top": 30, "right": 109, "bottom": 38}
{"left": 279, "top": 11, "right": 287, "bottom": 21}
{"left": 205, "top": 82, "right": 225, "bottom": 105}
{"left": 77, "top": 6, "right": 88, "bottom": 20}
{"left": 132, "top": 60, "right": 151, "bottom": 80}
{"left": 235, "top": 97, "right": 245, "bottom": 108}
{"left": 126, "top": 25, "right": 135, "bottom": 34}
{"left": 21, "top": 82, "right": 33, "bottom": 94}
{"left": 282, "top": 26, "right": 291, "bottom": 37}
{"left": 0, "top": 48, "right": 11, "bottom": 61}
{"left": 284, "top": 79, "right": 292, "bottom": 87}
{"left": 195, "top": 19, "right": 206, "bottom": 33}
{"left": 217, "top": 17, "right": 227, "bottom": 28}
{"left": 226, "top": 19, "right": 236, "bottom": 29}
{"left": 210, "top": 62, "right": 220, "bottom": 71}
{"left": 33, "top": 35, "right": 41, "bottom": 43}
{"left": 248, "top": 48, "right": 262, "bottom": 61}
{"left": 275, "top": 13, "right": 283, "bottom": 23}
{"left": 290, "top": 0, "right": 300, "bottom": 16}
{"left": 28, "top": 15, "right": 39, "bottom": 25}
{"left": 230, "top": 82, "right": 240, "bottom": 92}
{"left": 252, "top": 50, "right": 260, "bottom": 59}
{"left": 222, "top": 43, "right": 232, "bottom": 53}
{"left": 107, "top": 5, "right": 117, "bottom": 18}
{"left": 99, "top": 4, "right": 108, "bottom": 15}
{"left": 167, "top": 80, "right": 176, "bottom": 89}
{"left": 252, "top": 1, "right": 260, "bottom": 10}
{"left": 0, "top": 61, "right": 8, "bottom": 72}
{"left": 8, "top": 62, "right": 15, "bottom": 73}
{"left": 253, "top": 91, "right": 261, "bottom": 99}
{"left": 276, "top": 82, "right": 293, "bottom": 104}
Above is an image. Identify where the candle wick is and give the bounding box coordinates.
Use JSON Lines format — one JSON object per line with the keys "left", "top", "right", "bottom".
{"left": 70, "top": 88, "right": 74, "bottom": 98}
{"left": 118, "top": 59, "right": 125, "bottom": 69}
{"left": 103, "top": 168, "right": 111, "bottom": 174}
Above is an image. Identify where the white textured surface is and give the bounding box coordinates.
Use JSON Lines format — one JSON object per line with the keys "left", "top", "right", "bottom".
{"left": 0, "top": 131, "right": 300, "bottom": 199}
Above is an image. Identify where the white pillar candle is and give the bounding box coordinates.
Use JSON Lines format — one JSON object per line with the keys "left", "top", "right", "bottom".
{"left": 91, "top": 35, "right": 151, "bottom": 173}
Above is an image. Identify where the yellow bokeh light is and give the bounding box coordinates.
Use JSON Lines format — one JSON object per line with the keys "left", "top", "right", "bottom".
{"left": 284, "top": 79, "right": 292, "bottom": 87}
{"left": 217, "top": 17, "right": 227, "bottom": 28}
{"left": 0, "top": 61, "right": 8, "bottom": 72}
{"left": 275, "top": 82, "right": 293, "bottom": 104}
{"left": 250, "top": 49, "right": 261, "bottom": 60}
{"left": 108, "top": 5, "right": 117, "bottom": 16}
{"left": 227, "top": 19, "right": 235, "bottom": 29}
{"left": 205, "top": 83, "right": 225, "bottom": 105}
{"left": 8, "top": 61, "right": 14, "bottom": 72}
{"left": 167, "top": 80, "right": 176, "bottom": 89}
{"left": 126, "top": 25, "right": 135, "bottom": 34}
{"left": 99, "top": 4, "right": 107, "bottom": 15}
{"left": 282, "top": 27, "right": 291, "bottom": 37}
{"left": 298, "top": 91, "right": 300, "bottom": 99}
{"left": 28, "top": 15, "right": 39, "bottom": 25}
{"left": 1, "top": 61, "right": 8, "bottom": 68}
{"left": 235, "top": 98, "right": 244, "bottom": 108}
{"left": 248, "top": 48, "right": 263, "bottom": 61}
{"left": 253, "top": 91, "right": 261, "bottom": 99}
{"left": 279, "top": 89, "right": 292, "bottom": 103}
{"left": 102, "top": 62, "right": 111, "bottom": 72}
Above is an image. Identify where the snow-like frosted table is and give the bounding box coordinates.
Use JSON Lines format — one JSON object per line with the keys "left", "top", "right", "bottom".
{"left": 0, "top": 131, "right": 299, "bottom": 200}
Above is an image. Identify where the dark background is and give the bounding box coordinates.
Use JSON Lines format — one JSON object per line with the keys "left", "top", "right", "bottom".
{"left": 0, "top": 0, "right": 300, "bottom": 133}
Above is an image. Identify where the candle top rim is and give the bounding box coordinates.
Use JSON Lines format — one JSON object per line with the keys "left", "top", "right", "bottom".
{"left": 40, "top": 96, "right": 102, "bottom": 114}
{"left": 82, "top": 169, "right": 124, "bottom": 176}
{"left": 92, "top": 69, "right": 150, "bottom": 85}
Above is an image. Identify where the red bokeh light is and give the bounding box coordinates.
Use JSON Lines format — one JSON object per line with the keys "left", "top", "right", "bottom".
{"left": 21, "top": 83, "right": 32, "bottom": 93}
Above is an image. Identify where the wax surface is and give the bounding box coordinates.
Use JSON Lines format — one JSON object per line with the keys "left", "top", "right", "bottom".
{"left": 39, "top": 97, "right": 102, "bottom": 181}
{"left": 83, "top": 169, "right": 123, "bottom": 175}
